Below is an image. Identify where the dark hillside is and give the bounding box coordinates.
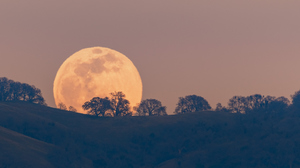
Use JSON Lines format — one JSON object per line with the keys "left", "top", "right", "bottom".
{"left": 0, "top": 126, "right": 55, "bottom": 168}
{"left": 1, "top": 102, "right": 300, "bottom": 167}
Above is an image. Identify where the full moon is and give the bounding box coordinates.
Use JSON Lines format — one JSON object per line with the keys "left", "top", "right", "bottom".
{"left": 53, "top": 47, "right": 143, "bottom": 114}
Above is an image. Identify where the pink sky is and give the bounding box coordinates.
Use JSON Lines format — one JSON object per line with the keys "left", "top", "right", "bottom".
{"left": 1, "top": 1, "right": 300, "bottom": 114}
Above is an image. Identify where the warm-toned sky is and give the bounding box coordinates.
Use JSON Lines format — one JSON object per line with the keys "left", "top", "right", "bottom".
{"left": 1, "top": 1, "right": 300, "bottom": 114}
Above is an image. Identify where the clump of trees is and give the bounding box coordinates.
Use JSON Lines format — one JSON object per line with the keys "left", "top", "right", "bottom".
{"left": 171, "top": 93, "right": 295, "bottom": 115}
{"left": 227, "top": 94, "right": 290, "bottom": 114}
{"left": 0, "top": 77, "right": 46, "bottom": 105}
{"left": 82, "top": 91, "right": 132, "bottom": 117}
{"left": 83, "top": 93, "right": 169, "bottom": 117}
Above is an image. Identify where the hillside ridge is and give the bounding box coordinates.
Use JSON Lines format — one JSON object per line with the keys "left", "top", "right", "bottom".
{"left": 1, "top": 101, "right": 300, "bottom": 168}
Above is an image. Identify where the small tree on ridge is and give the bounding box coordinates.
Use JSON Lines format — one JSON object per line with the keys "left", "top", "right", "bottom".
{"left": 135, "top": 99, "right": 167, "bottom": 116}
{"left": 174, "top": 95, "right": 211, "bottom": 114}
{"left": 82, "top": 97, "right": 113, "bottom": 117}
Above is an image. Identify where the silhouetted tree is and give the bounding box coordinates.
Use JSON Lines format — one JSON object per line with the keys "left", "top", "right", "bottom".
{"left": 246, "top": 94, "right": 267, "bottom": 110}
{"left": 174, "top": 95, "right": 211, "bottom": 114}
{"left": 292, "top": 90, "right": 300, "bottom": 109}
{"left": 0, "top": 77, "right": 13, "bottom": 101}
{"left": 0, "top": 77, "right": 46, "bottom": 105}
{"left": 82, "top": 97, "right": 113, "bottom": 116}
{"left": 267, "top": 96, "right": 290, "bottom": 113}
{"left": 9, "top": 81, "right": 22, "bottom": 101}
{"left": 135, "top": 99, "right": 167, "bottom": 116}
{"left": 20, "top": 83, "right": 45, "bottom": 105}
{"left": 58, "top": 103, "right": 67, "bottom": 110}
{"left": 215, "top": 103, "right": 230, "bottom": 112}
{"left": 215, "top": 103, "right": 223, "bottom": 111}
{"left": 69, "top": 106, "right": 77, "bottom": 112}
{"left": 110, "top": 92, "right": 132, "bottom": 116}
{"left": 133, "top": 105, "right": 143, "bottom": 116}
{"left": 276, "top": 96, "right": 290, "bottom": 105}
{"left": 228, "top": 96, "right": 248, "bottom": 113}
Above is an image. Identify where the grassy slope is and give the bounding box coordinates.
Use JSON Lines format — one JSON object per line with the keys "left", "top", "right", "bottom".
{"left": 1, "top": 101, "right": 300, "bottom": 168}
{"left": 0, "top": 126, "right": 55, "bottom": 168}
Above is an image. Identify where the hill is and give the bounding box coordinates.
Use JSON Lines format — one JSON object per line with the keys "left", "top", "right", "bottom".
{"left": 0, "top": 125, "right": 56, "bottom": 168}
{"left": 1, "top": 101, "right": 300, "bottom": 167}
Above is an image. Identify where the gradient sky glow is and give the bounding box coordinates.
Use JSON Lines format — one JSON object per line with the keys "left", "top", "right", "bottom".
{"left": 1, "top": 1, "right": 300, "bottom": 114}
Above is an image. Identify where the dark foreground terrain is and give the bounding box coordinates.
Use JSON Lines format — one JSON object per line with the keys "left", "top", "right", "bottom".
{"left": 1, "top": 102, "right": 300, "bottom": 168}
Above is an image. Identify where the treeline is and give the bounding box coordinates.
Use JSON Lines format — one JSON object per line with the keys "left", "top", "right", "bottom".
{"left": 78, "top": 92, "right": 167, "bottom": 117}
{"left": 117, "top": 92, "right": 300, "bottom": 117}
{"left": 64, "top": 88, "right": 300, "bottom": 117}
{"left": 81, "top": 92, "right": 293, "bottom": 117}
{"left": 173, "top": 93, "right": 296, "bottom": 115}
{"left": 0, "top": 77, "right": 46, "bottom": 105}
{"left": 2, "top": 76, "right": 300, "bottom": 117}
{"left": 222, "top": 94, "right": 290, "bottom": 114}
{"left": 80, "top": 93, "right": 210, "bottom": 117}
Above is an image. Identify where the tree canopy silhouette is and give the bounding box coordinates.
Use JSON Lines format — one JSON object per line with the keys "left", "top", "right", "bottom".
{"left": 58, "top": 103, "right": 67, "bottom": 110}
{"left": 0, "top": 77, "right": 46, "bottom": 105}
{"left": 267, "top": 96, "right": 290, "bottom": 113}
{"left": 174, "top": 95, "right": 211, "bottom": 114}
{"left": 82, "top": 91, "right": 132, "bottom": 117}
{"left": 291, "top": 90, "right": 300, "bottom": 109}
{"left": 227, "top": 94, "right": 289, "bottom": 113}
{"left": 82, "top": 97, "right": 113, "bottom": 117}
{"left": 135, "top": 99, "right": 167, "bottom": 116}
{"left": 110, "top": 91, "right": 132, "bottom": 117}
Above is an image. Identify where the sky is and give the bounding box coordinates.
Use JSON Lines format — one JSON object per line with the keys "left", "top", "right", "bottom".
{"left": 1, "top": 0, "right": 300, "bottom": 114}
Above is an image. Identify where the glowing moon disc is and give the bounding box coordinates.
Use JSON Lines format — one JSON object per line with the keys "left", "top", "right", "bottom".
{"left": 53, "top": 47, "right": 143, "bottom": 114}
